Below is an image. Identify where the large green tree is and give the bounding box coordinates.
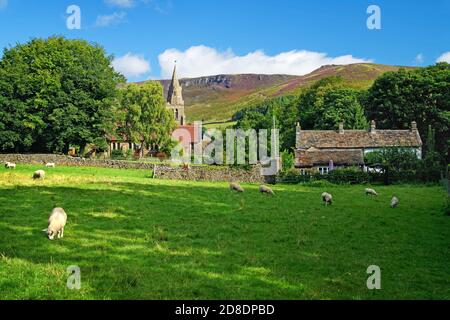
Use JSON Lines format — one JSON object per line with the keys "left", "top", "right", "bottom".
{"left": 297, "top": 76, "right": 368, "bottom": 130}
{"left": 314, "top": 88, "right": 368, "bottom": 130}
{"left": 364, "top": 63, "right": 450, "bottom": 161}
{"left": 234, "top": 95, "right": 298, "bottom": 151}
{"left": 0, "top": 36, "right": 124, "bottom": 153}
{"left": 119, "top": 82, "right": 175, "bottom": 157}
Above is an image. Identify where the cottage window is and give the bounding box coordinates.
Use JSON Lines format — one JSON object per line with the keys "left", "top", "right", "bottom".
{"left": 300, "top": 169, "right": 307, "bottom": 175}
{"left": 318, "top": 167, "right": 329, "bottom": 175}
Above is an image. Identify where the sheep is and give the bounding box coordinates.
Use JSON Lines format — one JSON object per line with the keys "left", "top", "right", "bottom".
{"left": 259, "top": 185, "right": 275, "bottom": 195}
{"left": 4, "top": 162, "right": 16, "bottom": 169}
{"left": 229, "top": 182, "right": 244, "bottom": 193}
{"left": 322, "top": 192, "right": 333, "bottom": 206}
{"left": 43, "top": 208, "right": 67, "bottom": 240}
{"left": 391, "top": 196, "right": 399, "bottom": 208}
{"left": 365, "top": 188, "right": 378, "bottom": 197}
{"left": 45, "top": 163, "right": 56, "bottom": 168}
{"left": 33, "top": 170, "right": 46, "bottom": 180}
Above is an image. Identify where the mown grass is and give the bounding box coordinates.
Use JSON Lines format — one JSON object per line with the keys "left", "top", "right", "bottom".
{"left": 0, "top": 165, "right": 449, "bottom": 300}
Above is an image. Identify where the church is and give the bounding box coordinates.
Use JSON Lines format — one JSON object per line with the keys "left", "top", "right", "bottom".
{"left": 107, "top": 64, "right": 198, "bottom": 157}
{"left": 166, "top": 64, "right": 186, "bottom": 126}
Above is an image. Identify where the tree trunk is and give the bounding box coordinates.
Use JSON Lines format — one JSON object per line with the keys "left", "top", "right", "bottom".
{"left": 140, "top": 141, "right": 145, "bottom": 158}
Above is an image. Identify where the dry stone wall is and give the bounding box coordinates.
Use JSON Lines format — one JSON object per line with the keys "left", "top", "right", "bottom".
{"left": 0, "top": 154, "right": 269, "bottom": 183}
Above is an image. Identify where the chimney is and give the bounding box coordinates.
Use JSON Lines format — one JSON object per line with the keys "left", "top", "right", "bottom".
{"left": 411, "top": 121, "right": 418, "bottom": 132}
{"left": 370, "top": 120, "right": 376, "bottom": 134}
{"left": 338, "top": 122, "right": 344, "bottom": 134}
{"left": 296, "top": 122, "right": 301, "bottom": 149}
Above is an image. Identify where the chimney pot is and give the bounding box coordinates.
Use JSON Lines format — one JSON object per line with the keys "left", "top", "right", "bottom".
{"left": 411, "top": 121, "right": 418, "bottom": 131}
{"left": 339, "top": 123, "right": 344, "bottom": 134}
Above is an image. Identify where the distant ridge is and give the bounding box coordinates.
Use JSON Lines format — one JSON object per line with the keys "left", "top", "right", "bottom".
{"left": 136, "top": 63, "right": 415, "bottom": 123}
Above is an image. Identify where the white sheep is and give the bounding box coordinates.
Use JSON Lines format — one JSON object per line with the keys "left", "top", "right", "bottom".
{"left": 365, "top": 188, "right": 378, "bottom": 197}
{"left": 43, "top": 208, "right": 67, "bottom": 240}
{"left": 4, "top": 162, "right": 16, "bottom": 169}
{"left": 230, "top": 182, "right": 244, "bottom": 193}
{"left": 259, "top": 185, "right": 275, "bottom": 195}
{"left": 322, "top": 192, "right": 333, "bottom": 206}
{"left": 33, "top": 170, "right": 46, "bottom": 180}
{"left": 45, "top": 163, "right": 56, "bottom": 168}
{"left": 391, "top": 196, "right": 399, "bottom": 208}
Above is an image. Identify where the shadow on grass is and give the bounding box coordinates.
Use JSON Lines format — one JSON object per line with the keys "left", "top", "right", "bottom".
{"left": 0, "top": 179, "right": 448, "bottom": 299}
{"left": 0, "top": 181, "right": 310, "bottom": 299}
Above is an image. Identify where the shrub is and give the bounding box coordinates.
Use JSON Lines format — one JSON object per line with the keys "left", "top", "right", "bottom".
{"left": 281, "top": 150, "right": 294, "bottom": 171}
{"left": 318, "top": 168, "right": 371, "bottom": 185}
{"left": 111, "top": 149, "right": 125, "bottom": 160}
{"left": 278, "top": 168, "right": 311, "bottom": 184}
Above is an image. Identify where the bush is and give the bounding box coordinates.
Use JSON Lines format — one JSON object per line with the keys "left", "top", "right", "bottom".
{"left": 324, "top": 168, "right": 371, "bottom": 184}
{"left": 281, "top": 150, "right": 294, "bottom": 171}
{"left": 278, "top": 167, "right": 372, "bottom": 185}
{"left": 111, "top": 149, "right": 125, "bottom": 160}
{"left": 278, "top": 169, "right": 311, "bottom": 184}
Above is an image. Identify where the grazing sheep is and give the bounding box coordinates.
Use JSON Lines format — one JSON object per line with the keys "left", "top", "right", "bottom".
{"left": 4, "top": 162, "right": 16, "bottom": 169}
{"left": 229, "top": 182, "right": 244, "bottom": 193}
{"left": 391, "top": 196, "right": 399, "bottom": 208}
{"left": 33, "top": 170, "right": 46, "bottom": 180}
{"left": 43, "top": 208, "right": 67, "bottom": 240}
{"left": 322, "top": 192, "right": 333, "bottom": 206}
{"left": 365, "top": 188, "right": 378, "bottom": 197}
{"left": 259, "top": 185, "right": 275, "bottom": 195}
{"left": 45, "top": 163, "right": 56, "bottom": 168}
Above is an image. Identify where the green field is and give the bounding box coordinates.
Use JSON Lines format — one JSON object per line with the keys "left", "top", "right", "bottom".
{"left": 0, "top": 165, "right": 449, "bottom": 300}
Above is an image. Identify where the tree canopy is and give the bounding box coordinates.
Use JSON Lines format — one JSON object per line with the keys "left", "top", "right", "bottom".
{"left": 118, "top": 82, "right": 175, "bottom": 156}
{"left": 0, "top": 36, "right": 124, "bottom": 153}
{"left": 297, "top": 77, "right": 368, "bottom": 130}
{"left": 364, "top": 63, "right": 450, "bottom": 161}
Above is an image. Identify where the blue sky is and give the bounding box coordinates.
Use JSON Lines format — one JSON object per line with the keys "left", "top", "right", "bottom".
{"left": 0, "top": 0, "right": 449, "bottom": 81}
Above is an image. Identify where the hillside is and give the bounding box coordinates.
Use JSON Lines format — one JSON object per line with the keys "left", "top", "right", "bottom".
{"left": 145, "top": 63, "right": 412, "bottom": 124}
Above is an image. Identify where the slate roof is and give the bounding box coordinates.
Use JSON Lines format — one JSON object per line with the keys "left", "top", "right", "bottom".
{"left": 296, "top": 128, "right": 422, "bottom": 149}
{"left": 295, "top": 149, "right": 364, "bottom": 167}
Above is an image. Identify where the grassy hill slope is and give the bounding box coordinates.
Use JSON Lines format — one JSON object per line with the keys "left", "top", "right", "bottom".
{"left": 138, "top": 63, "right": 413, "bottom": 124}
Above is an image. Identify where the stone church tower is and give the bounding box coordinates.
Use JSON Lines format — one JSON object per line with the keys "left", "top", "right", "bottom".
{"left": 167, "top": 64, "right": 185, "bottom": 125}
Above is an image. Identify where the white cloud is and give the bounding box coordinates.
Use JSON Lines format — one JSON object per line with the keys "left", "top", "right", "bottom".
{"left": 437, "top": 52, "right": 450, "bottom": 63}
{"left": 0, "top": 0, "right": 7, "bottom": 9}
{"left": 112, "top": 53, "right": 151, "bottom": 79}
{"left": 158, "top": 45, "right": 371, "bottom": 79}
{"left": 96, "top": 12, "right": 126, "bottom": 27}
{"left": 414, "top": 53, "right": 424, "bottom": 64}
{"left": 105, "top": 0, "right": 134, "bottom": 8}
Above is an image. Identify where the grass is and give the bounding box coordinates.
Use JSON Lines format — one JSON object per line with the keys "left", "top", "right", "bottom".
{"left": 0, "top": 164, "right": 449, "bottom": 300}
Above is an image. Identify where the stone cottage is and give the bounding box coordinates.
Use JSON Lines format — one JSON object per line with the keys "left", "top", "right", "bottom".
{"left": 295, "top": 121, "right": 423, "bottom": 174}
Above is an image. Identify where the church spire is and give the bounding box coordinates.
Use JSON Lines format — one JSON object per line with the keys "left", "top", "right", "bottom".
{"left": 166, "top": 62, "right": 186, "bottom": 125}
{"left": 167, "top": 62, "right": 184, "bottom": 106}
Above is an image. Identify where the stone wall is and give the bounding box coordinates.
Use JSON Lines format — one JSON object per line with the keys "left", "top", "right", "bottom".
{"left": 0, "top": 154, "right": 155, "bottom": 170}
{"left": 0, "top": 154, "right": 270, "bottom": 183}
{"left": 153, "top": 164, "right": 266, "bottom": 183}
